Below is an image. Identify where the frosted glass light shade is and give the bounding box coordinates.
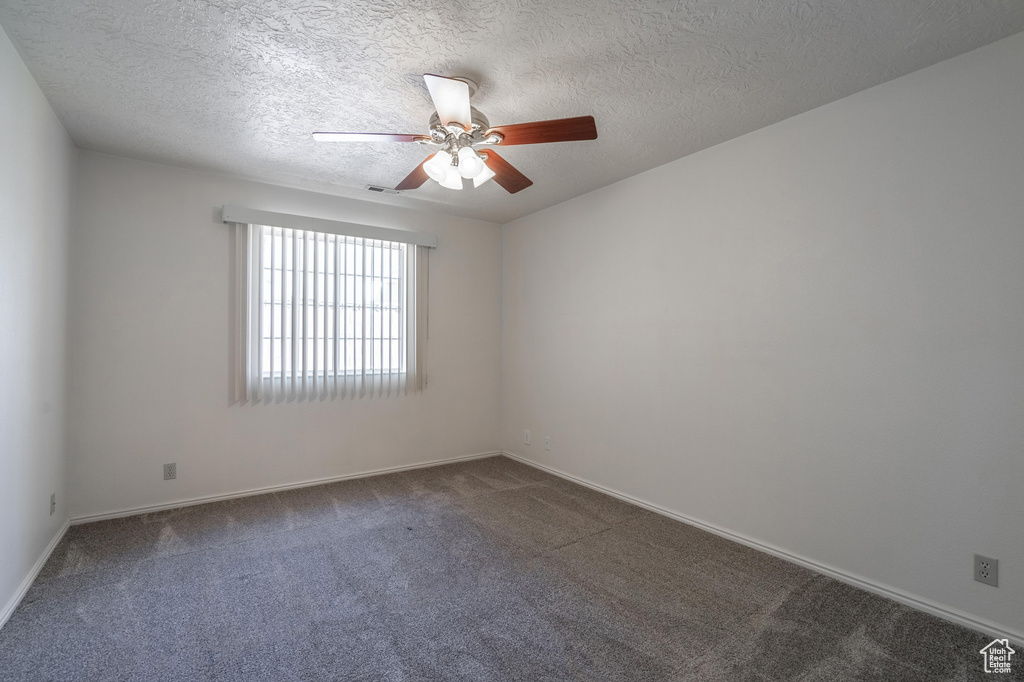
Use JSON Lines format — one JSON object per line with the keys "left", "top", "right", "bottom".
{"left": 423, "top": 151, "right": 452, "bottom": 182}
{"left": 457, "top": 147, "right": 484, "bottom": 178}
{"left": 439, "top": 165, "right": 463, "bottom": 190}
{"left": 472, "top": 163, "right": 496, "bottom": 187}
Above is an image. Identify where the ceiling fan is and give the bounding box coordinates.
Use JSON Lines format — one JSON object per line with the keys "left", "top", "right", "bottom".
{"left": 313, "top": 74, "right": 598, "bottom": 194}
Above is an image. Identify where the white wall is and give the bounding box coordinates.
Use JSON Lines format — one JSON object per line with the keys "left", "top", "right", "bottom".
{"left": 68, "top": 152, "right": 502, "bottom": 518}
{"left": 502, "top": 32, "right": 1024, "bottom": 637}
{"left": 0, "top": 27, "right": 74, "bottom": 621}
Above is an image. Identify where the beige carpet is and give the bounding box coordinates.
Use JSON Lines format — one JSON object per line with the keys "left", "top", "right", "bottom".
{"left": 0, "top": 456, "right": 1012, "bottom": 681}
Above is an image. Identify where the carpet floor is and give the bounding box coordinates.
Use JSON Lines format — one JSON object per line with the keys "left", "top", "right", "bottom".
{"left": 0, "top": 456, "right": 1014, "bottom": 681}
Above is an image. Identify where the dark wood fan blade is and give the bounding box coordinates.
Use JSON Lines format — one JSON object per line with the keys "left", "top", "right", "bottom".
{"left": 480, "top": 150, "right": 533, "bottom": 194}
{"left": 312, "top": 132, "right": 429, "bottom": 142}
{"left": 395, "top": 155, "right": 434, "bottom": 191}
{"left": 486, "top": 115, "right": 597, "bottom": 146}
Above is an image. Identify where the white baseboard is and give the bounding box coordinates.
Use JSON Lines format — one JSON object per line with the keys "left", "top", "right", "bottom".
{"left": 501, "top": 450, "right": 1023, "bottom": 646}
{"left": 72, "top": 451, "right": 502, "bottom": 525}
{"left": 0, "top": 518, "right": 70, "bottom": 631}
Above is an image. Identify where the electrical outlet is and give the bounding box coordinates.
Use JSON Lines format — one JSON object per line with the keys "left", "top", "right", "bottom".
{"left": 49, "top": 493, "right": 55, "bottom": 516}
{"left": 544, "top": 436, "right": 552, "bottom": 450}
{"left": 974, "top": 554, "right": 998, "bottom": 587}
{"left": 523, "top": 430, "right": 531, "bottom": 445}
{"left": 163, "top": 463, "right": 177, "bottom": 480}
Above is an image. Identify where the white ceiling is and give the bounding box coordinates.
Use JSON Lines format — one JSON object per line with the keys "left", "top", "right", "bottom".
{"left": 2, "top": 1, "right": 1022, "bottom": 224}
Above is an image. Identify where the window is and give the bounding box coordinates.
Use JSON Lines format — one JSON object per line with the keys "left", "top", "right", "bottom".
{"left": 236, "top": 223, "right": 427, "bottom": 402}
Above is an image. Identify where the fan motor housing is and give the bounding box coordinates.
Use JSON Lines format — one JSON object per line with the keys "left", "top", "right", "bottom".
{"left": 429, "top": 107, "right": 490, "bottom": 134}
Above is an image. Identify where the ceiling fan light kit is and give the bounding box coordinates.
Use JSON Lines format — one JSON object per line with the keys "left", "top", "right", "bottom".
{"left": 313, "top": 74, "right": 597, "bottom": 195}
{"left": 472, "top": 164, "right": 496, "bottom": 188}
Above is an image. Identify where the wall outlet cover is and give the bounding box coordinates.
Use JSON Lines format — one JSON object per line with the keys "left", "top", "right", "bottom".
{"left": 523, "top": 430, "right": 531, "bottom": 445}
{"left": 163, "top": 463, "right": 177, "bottom": 480}
{"left": 974, "top": 554, "right": 998, "bottom": 587}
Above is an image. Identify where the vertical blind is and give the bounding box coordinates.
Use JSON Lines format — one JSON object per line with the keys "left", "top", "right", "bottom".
{"left": 235, "top": 223, "right": 427, "bottom": 402}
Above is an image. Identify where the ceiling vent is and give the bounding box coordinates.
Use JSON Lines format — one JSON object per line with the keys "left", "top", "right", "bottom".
{"left": 365, "top": 185, "right": 401, "bottom": 195}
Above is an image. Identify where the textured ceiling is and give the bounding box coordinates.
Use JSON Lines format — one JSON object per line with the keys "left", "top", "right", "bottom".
{"left": 2, "top": 1, "right": 1022, "bottom": 224}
